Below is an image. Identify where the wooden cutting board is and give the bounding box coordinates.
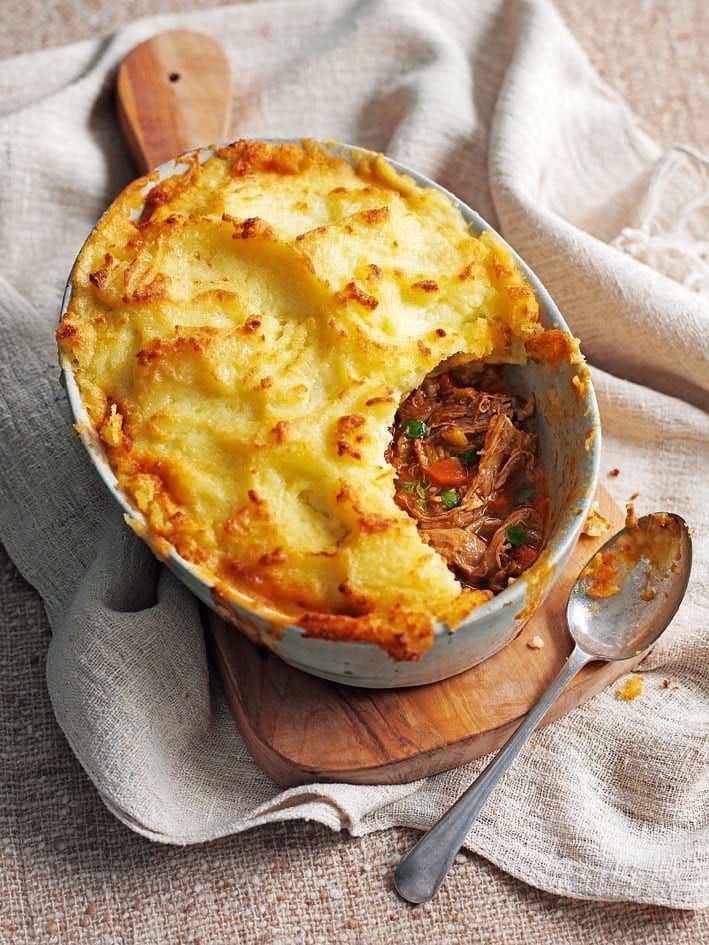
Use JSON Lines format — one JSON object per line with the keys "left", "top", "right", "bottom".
{"left": 208, "top": 486, "right": 634, "bottom": 787}
{"left": 116, "top": 35, "right": 634, "bottom": 789}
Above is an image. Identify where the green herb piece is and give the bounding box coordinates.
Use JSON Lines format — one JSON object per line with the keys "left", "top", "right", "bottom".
{"left": 515, "top": 487, "right": 534, "bottom": 505}
{"left": 404, "top": 419, "right": 429, "bottom": 439}
{"left": 440, "top": 489, "right": 461, "bottom": 509}
{"left": 400, "top": 481, "right": 427, "bottom": 501}
{"left": 460, "top": 448, "right": 479, "bottom": 465}
{"left": 506, "top": 524, "right": 527, "bottom": 546}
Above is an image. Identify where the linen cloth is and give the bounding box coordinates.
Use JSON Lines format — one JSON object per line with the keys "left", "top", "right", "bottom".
{"left": 0, "top": 0, "right": 707, "bottom": 910}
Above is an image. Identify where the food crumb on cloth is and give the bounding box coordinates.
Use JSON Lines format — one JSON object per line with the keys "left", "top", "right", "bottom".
{"left": 608, "top": 468, "right": 620, "bottom": 478}
{"left": 616, "top": 674, "right": 644, "bottom": 701}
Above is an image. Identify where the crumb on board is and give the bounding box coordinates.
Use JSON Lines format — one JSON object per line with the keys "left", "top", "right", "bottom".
{"left": 608, "top": 468, "right": 620, "bottom": 478}
{"left": 527, "top": 635, "right": 545, "bottom": 650}
{"left": 661, "top": 678, "right": 671, "bottom": 689}
{"left": 629, "top": 491, "right": 640, "bottom": 501}
{"left": 582, "top": 500, "right": 611, "bottom": 538}
{"left": 616, "top": 674, "right": 644, "bottom": 701}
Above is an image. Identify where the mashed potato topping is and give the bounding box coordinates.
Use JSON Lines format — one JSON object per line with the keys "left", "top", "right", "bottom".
{"left": 58, "top": 139, "right": 544, "bottom": 659}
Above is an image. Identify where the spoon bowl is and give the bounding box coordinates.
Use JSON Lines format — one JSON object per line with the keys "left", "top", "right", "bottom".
{"left": 394, "top": 511, "right": 692, "bottom": 904}
{"left": 568, "top": 512, "right": 692, "bottom": 661}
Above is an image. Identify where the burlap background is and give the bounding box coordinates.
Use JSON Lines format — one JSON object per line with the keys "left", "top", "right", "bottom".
{"left": 1, "top": 1, "right": 707, "bottom": 943}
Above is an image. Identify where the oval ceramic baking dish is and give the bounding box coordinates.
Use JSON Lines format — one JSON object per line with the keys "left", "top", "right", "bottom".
{"left": 59, "top": 139, "right": 601, "bottom": 688}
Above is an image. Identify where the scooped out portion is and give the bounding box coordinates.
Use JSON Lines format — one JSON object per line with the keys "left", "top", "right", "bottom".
{"left": 57, "top": 138, "right": 573, "bottom": 661}
{"left": 388, "top": 363, "right": 548, "bottom": 594}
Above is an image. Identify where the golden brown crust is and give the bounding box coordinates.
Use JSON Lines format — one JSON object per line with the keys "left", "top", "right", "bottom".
{"left": 299, "top": 608, "right": 434, "bottom": 662}
{"left": 526, "top": 329, "right": 582, "bottom": 367}
{"left": 334, "top": 281, "right": 379, "bottom": 310}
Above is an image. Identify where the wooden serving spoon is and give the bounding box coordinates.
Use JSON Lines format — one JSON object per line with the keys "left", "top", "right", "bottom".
{"left": 116, "top": 30, "right": 232, "bottom": 175}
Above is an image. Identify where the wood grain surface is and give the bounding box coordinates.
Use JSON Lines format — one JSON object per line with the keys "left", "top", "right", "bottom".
{"left": 116, "top": 30, "right": 232, "bottom": 174}
{"left": 210, "top": 486, "right": 637, "bottom": 786}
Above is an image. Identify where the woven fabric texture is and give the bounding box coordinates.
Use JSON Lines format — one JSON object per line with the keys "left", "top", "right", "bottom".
{"left": 0, "top": 0, "right": 707, "bottom": 934}
{"left": 1, "top": 540, "right": 706, "bottom": 943}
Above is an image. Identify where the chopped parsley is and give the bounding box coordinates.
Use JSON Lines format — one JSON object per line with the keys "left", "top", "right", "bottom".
{"left": 440, "top": 489, "right": 461, "bottom": 509}
{"left": 506, "top": 524, "right": 527, "bottom": 547}
{"left": 401, "top": 481, "right": 427, "bottom": 500}
{"left": 460, "top": 447, "right": 480, "bottom": 465}
{"left": 515, "top": 487, "right": 534, "bottom": 505}
{"left": 404, "top": 419, "right": 429, "bottom": 439}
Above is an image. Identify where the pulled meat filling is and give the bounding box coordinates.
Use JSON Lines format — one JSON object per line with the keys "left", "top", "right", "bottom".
{"left": 388, "top": 365, "right": 549, "bottom": 593}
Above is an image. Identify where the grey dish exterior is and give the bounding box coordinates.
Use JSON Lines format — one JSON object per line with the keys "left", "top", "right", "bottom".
{"left": 59, "top": 140, "right": 602, "bottom": 688}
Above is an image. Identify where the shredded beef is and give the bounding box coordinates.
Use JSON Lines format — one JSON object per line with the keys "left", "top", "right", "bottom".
{"left": 388, "top": 364, "right": 547, "bottom": 593}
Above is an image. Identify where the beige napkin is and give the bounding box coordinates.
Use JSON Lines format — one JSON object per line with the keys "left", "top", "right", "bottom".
{"left": 0, "top": 0, "right": 707, "bottom": 909}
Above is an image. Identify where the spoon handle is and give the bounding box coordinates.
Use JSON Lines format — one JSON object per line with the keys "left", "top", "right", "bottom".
{"left": 394, "top": 644, "right": 591, "bottom": 904}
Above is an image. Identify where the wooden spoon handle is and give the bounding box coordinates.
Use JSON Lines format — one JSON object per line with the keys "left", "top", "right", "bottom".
{"left": 116, "top": 30, "right": 232, "bottom": 175}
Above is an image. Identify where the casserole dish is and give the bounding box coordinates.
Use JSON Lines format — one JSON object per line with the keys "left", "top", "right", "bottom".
{"left": 58, "top": 139, "right": 601, "bottom": 687}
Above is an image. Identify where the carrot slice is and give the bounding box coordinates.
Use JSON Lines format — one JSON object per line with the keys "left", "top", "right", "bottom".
{"left": 426, "top": 457, "right": 468, "bottom": 486}
{"left": 516, "top": 545, "right": 538, "bottom": 568}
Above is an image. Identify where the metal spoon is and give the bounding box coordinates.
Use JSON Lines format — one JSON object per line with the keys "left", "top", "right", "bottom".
{"left": 394, "top": 512, "right": 692, "bottom": 904}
